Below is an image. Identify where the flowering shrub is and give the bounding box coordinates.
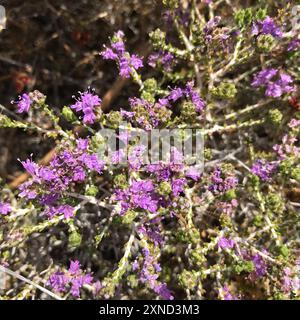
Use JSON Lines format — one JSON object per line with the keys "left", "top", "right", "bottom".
{"left": 0, "top": 0, "right": 299, "bottom": 300}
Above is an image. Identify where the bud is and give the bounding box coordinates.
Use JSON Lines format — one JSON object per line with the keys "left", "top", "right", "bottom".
{"left": 143, "top": 78, "right": 158, "bottom": 93}
{"left": 253, "top": 214, "right": 263, "bottom": 227}
{"left": 149, "top": 29, "right": 166, "bottom": 49}
{"left": 105, "top": 111, "right": 123, "bottom": 128}
{"left": 257, "top": 34, "right": 276, "bottom": 52}
{"left": 62, "top": 106, "right": 77, "bottom": 122}
{"left": 210, "top": 82, "right": 237, "bottom": 99}
{"left": 234, "top": 8, "right": 253, "bottom": 28}
{"left": 277, "top": 245, "right": 290, "bottom": 258}
{"left": 178, "top": 270, "right": 198, "bottom": 289}
{"left": 181, "top": 101, "right": 198, "bottom": 121}
{"left": 234, "top": 260, "right": 255, "bottom": 274}
{"left": 29, "top": 90, "right": 46, "bottom": 105}
{"left": 291, "top": 167, "right": 300, "bottom": 180}
{"left": 68, "top": 231, "right": 82, "bottom": 249}
{"left": 85, "top": 185, "right": 98, "bottom": 197}
{"left": 162, "top": 0, "right": 179, "bottom": 9}
{"left": 140, "top": 91, "right": 155, "bottom": 103}
{"left": 267, "top": 109, "right": 283, "bottom": 125}
{"left": 266, "top": 193, "right": 284, "bottom": 214}
{"left": 122, "top": 210, "right": 137, "bottom": 225}
{"left": 224, "top": 189, "right": 237, "bottom": 201}
{"left": 114, "top": 174, "right": 128, "bottom": 189}
{"left": 157, "top": 181, "right": 172, "bottom": 196}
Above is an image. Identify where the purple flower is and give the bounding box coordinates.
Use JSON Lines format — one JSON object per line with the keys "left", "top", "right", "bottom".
{"left": 185, "top": 166, "right": 201, "bottom": 181}
{"left": 70, "top": 90, "right": 101, "bottom": 124}
{"left": 111, "top": 41, "right": 125, "bottom": 55}
{"left": 265, "top": 83, "right": 282, "bottom": 98}
{"left": 131, "top": 180, "right": 154, "bottom": 193}
{"left": 111, "top": 149, "right": 125, "bottom": 165}
{"left": 130, "top": 54, "right": 143, "bottom": 69}
{"left": 204, "top": 16, "right": 221, "bottom": 35}
{"left": 252, "top": 16, "right": 282, "bottom": 38}
{"left": 184, "top": 81, "right": 206, "bottom": 112}
{"left": 19, "top": 181, "right": 37, "bottom": 199}
{"left": 73, "top": 166, "right": 86, "bottom": 181}
{"left": 251, "top": 254, "right": 268, "bottom": 279}
{"left": 218, "top": 237, "right": 235, "bottom": 250}
{"left": 139, "top": 248, "right": 174, "bottom": 300}
{"left": 21, "top": 158, "right": 39, "bottom": 177}
{"left": 154, "top": 283, "right": 174, "bottom": 300}
{"left": 80, "top": 153, "right": 105, "bottom": 173}
{"left": 114, "top": 179, "right": 160, "bottom": 215}
{"left": 119, "top": 56, "right": 131, "bottom": 78}
{"left": 132, "top": 260, "right": 139, "bottom": 271}
{"left": 276, "top": 74, "right": 294, "bottom": 92}
{"left": 217, "top": 199, "right": 238, "bottom": 215}
{"left": 69, "top": 260, "right": 81, "bottom": 275}
{"left": 100, "top": 30, "right": 143, "bottom": 78}
{"left": 251, "top": 159, "right": 277, "bottom": 181}
{"left": 0, "top": 202, "right": 12, "bottom": 215}
{"left": 209, "top": 167, "right": 238, "bottom": 194}
{"left": 273, "top": 135, "right": 300, "bottom": 159}
{"left": 47, "top": 272, "right": 69, "bottom": 293}
{"left": 148, "top": 50, "right": 175, "bottom": 71}
{"left": 251, "top": 68, "right": 278, "bottom": 87}
{"left": 44, "top": 204, "right": 74, "bottom": 220}
{"left": 48, "top": 260, "right": 94, "bottom": 298}
{"left": 14, "top": 93, "right": 32, "bottom": 113}
{"left": 287, "top": 39, "right": 300, "bottom": 52}
{"left": 70, "top": 274, "right": 93, "bottom": 297}
{"left": 288, "top": 118, "right": 300, "bottom": 128}
{"left": 138, "top": 220, "right": 164, "bottom": 246}
{"left": 165, "top": 82, "right": 206, "bottom": 113}
{"left": 252, "top": 69, "right": 294, "bottom": 98}
{"left": 128, "top": 145, "right": 147, "bottom": 170}
{"left": 101, "top": 47, "right": 118, "bottom": 60}
{"left": 220, "top": 285, "right": 238, "bottom": 300}
{"left": 171, "top": 178, "right": 186, "bottom": 196}
{"left": 168, "top": 87, "right": 184, "bottom": 102}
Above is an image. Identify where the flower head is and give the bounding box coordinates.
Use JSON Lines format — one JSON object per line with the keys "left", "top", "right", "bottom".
{"left": 251, "top": 159, "right": 277, "bottom": 181}
{"left": 252, "top": 69, "right": 294, "bottom": 98}
{"left": 70, "top": 90, "right": 101, "bottom": 124}
{"left": 0, "top": 202, "right": 12, "bottom": 215}
{"left": 14, "top": 93, "right": 32, "bottom": 113}
{"left": 252, "top": 16, "right": 282, "bottom": 38}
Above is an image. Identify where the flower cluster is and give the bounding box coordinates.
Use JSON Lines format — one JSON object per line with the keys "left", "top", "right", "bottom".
{"left": 251, "top": 159, "right": 278, "bottom": 181}
{"left": 0, "top": 202, "right": 12, "bottom": 215}
{"left": 70, "top": 89, "right": 102, "bottom": 124}
{"left": 1, "top": 0, "right": 299, "bottom": 301}
{"left": 48, "top": 260, "right": 93, "bottom": 297}
{"left": 148, "top": 50, "right": 175, "bottom": 71}
{"left": 14, "top": 93, "right": 32, "bottom": 113}
{"left": 252, "top": 16, "right": 282, "bottom": 38}
{"left": 167, "top": 81, "right": 206, "bottom": 113}
{"left": 100, "top": 30, "right": 143, "bottom": 78}
{"left": 251, "top": 68, "right": 295, "bottom": 98}
{"left": 137, "top": 248, "right": 174, "bottom": 300}
{"left": 19, "top": 139, "right": 105, "bottom": 219}
{"left": 208, "top": 167, "right": 238, "bottom": 194}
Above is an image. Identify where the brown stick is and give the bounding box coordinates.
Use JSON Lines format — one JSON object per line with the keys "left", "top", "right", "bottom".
{"left": 101, "top": 77, "right": 128, "bottom": 111}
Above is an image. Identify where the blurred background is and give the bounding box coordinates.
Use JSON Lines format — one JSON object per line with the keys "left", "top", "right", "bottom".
{"left": 0, "top": 0, "right": 162, "bottom": 182}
